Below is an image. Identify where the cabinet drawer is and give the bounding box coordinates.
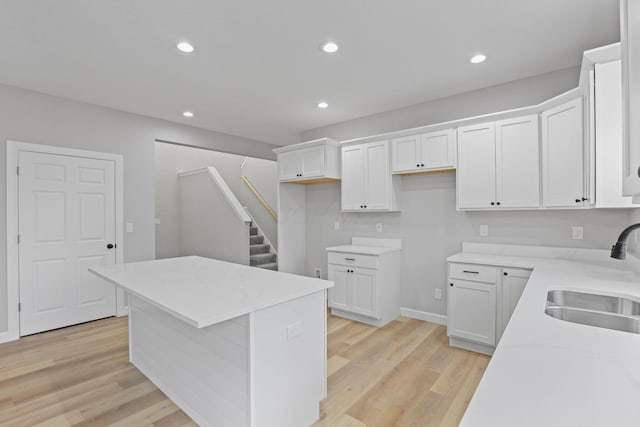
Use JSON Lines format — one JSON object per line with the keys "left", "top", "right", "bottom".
{"left": 449, "top": 263, "right": 497, "bottom": 283}
{"left": 328, "top": 252, "right": 378, "bottom": 269}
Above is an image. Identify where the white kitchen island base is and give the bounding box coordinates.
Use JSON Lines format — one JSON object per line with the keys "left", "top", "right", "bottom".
{"left": 130, "top": 293, "right": 326, "bottom": 427}
{"left": 90, "top": 256, "right": 332, "bottom": 427}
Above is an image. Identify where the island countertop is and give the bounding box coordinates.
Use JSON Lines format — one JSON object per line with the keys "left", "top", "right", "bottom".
{"left": 90, "top": 256, "right": 333, "bottom": 328}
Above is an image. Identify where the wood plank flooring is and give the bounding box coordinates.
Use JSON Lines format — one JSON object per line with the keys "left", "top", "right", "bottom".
{"left": 0, "top": 314, "right": 489, "bottom": 426}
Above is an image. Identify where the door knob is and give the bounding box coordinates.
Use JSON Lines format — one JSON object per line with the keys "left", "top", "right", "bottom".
{"left": 107, "top": 243, "right": 115, "bottom": 249}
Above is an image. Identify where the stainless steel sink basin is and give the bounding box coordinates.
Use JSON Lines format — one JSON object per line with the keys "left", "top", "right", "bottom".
{"left": 545, "top": 306, "right": 640, "bottom": 334}
{"left": 545, "top": 290, "right": 640, "bottom": 334}
{"left": 547, "top": 290, "right": 640, "bottom": 316}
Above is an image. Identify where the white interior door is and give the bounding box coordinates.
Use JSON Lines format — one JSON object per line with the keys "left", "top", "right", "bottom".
{"left": 19, "top": 151, "right": 117, "bottom": 335}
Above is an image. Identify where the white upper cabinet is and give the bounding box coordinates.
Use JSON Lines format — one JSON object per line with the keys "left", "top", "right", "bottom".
{"left": 392, "top": 129, "right": 456, "bottom": 174}
{"left": 275, "top": 138, "right": 340, "bottom": 183}
{"left": 457, "top": 122, "right": 496, "bottom": 209}
{"left": 341, "top": 140, "right": 399, "bottom": 211}
{"left": 541, "top": 98, "right": 588, "bottom": 208}
{"left": 621, "top": 0, "right": 640, "bottom": 197}
{"left": 594, "top": 60, "right": 639, "bottom": 207}
{"left": 495, "top": 115, "right": 540, "bottom": 208}
{"left": 457, "top": 116, "right": 540, "bottom": 210}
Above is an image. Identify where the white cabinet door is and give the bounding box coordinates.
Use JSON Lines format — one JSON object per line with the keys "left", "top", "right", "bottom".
{"left": 392, "top": 135, "right": 420, "bottom": 172}
{"left": 448, "top": 279, "right": 496, "bottom": 346}
{"left": 495, "top": 115, "right": 540, "bottom": 208}
{"left": 278, "top": 151, "right": 300, "bottom": 181}
{"left": 364, "top": 141, "right": 391, "bottom": 210}
{"left": 457, "top": 122, "right": 496, "bottom": 209}
{"left": 328, "top": 265, "right": 350, "bottom": 311}
{"left": 300, "top": 147, "right": 325, "bottom": 179}
{"left": 350, "top": 268, "right": 378, "bottom": 319}
{"left": 341, "top": 145, "right": 365, "bottom": 210}
{"left": 621, "top": 0, "right": 640, "bottom": 196}
{"left": 421, "top": 129, "right": 456, "bottom": 169}
{"left": 595, "top": 60, "right": 638, "bottom": 207}
{"left": 498, "top": 268, "right": 530, "bottom": 342}
{"left": 541, "top": 98, "right": 586, "bottom": 207}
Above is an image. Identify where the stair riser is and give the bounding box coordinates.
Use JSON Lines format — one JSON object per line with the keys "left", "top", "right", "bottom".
{"left": 250, "top": 236, "right": 264, "bottom": 245}
{"left": 250, "top": 244, "right": 271, "bottom": 255}
{"left": 250, "top": 254, "right": 277, "bottom": 266}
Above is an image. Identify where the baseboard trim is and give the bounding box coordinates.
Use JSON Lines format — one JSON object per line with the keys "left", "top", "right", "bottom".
{"left": 400, "top": 308, "right": 447, "bottom": 325}
{"left": 0, "top": 330, "right": 18, "bottom": 345}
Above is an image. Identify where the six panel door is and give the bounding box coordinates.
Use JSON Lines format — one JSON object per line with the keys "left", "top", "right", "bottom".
{"left": 18, "top": 151, "right": 117, "bottom": 335}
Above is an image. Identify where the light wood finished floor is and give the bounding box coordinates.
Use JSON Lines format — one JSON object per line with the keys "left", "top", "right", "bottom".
{"left": 0, "top": 314, "right": 489, "bottom": 426}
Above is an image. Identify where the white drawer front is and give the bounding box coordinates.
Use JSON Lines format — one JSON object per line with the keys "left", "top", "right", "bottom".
{"left": 327, "top": 252, "right": 378, "bottom": 269}
{"left": 449, "top": 263, "right": 497, "bottom": 283}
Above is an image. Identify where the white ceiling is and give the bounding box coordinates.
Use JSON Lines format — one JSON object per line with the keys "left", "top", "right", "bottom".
{"left": 0, "top": 1, "right": 620, "bottom": 145}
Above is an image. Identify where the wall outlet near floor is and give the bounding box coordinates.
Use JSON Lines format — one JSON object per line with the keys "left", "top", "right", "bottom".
{"left": 334, "top": 220, "right": 340, "bottom": 231}
{"left": 479, "top": 224, "right": 489, "bottom": 236}
{"left": 314, "top": 268, "right": 322, "bottom": 278}
{"left": 572, "top": 226, "right": 584, "bottom": 240}
{"left": 376, "top": 223, "right": 383, "bottom": 233}
{"left": 434, "top": 288, "right": 442, "bottom": 300}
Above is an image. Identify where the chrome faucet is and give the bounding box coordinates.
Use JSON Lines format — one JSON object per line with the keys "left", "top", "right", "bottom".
{"left": 611, "top": 223, "right": 640, "bottom": 260}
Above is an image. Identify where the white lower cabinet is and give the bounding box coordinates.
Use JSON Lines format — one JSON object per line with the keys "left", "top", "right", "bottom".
{"left": 447, "top": 262, "right": 531, "bottom": 355}
{"left": 448, "top": 279, "right": 497, "bottom": 346}
{"left": 327, "top": 247, "right": 401, "bottom": 327}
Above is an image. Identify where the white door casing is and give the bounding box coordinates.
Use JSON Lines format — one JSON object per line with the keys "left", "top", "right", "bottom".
{"left": 5, "top": 141, "right": 124, "bottom": 343}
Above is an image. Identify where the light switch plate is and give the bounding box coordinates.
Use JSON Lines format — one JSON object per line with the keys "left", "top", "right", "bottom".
{"left": 480, "top": 225, "right": 489, "bottom": 236}
{"left": 126, "top": 223, "right": 134, "bottom": 233}
{"left": 434, "top": 288, "right": 442, "bottom": 300}
{"left": 572, "top": 226, "right": 584, "bottom": 240}
{"left": 376, "top": 223, "right": 383, "bottom": 233}
{"left": 334, "top": 221, "right": 340, "bottom": 231}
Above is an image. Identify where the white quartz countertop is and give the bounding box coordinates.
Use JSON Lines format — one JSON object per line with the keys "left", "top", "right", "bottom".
{"left": 452, "top": 247, "right": 640, "bottom": 427}
{"left": 325, "top": 244, "right": 401, "bottom": 255}
{"left": 90, "top": 256, "right": 333, "bottom": 328}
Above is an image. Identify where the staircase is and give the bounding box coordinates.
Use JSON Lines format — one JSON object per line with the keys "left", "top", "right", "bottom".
{"left": 249, "top": 223, "right": 278, "bottom": 270}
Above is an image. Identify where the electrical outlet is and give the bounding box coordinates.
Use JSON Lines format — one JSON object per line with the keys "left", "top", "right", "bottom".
{"left": 572, "top": 226, "right": 584, "bottom": 240}
{"left": 434, "top": 288, "right": 442, "bottom": 300}
{"left": 376, "top": 223, "right": 383, "bottom": 233}
{"left": 480, "top": 224, "right": 489, "bottom": 236}
{"left": 334, "top": 221, "right": 340, "bottom": 231}
{"left": 314, "top": 268, "right": 321, "bottom": 278}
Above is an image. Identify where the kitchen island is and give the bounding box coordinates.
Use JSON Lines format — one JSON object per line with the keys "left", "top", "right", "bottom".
{"left": 90, "top": 256, "right": 333, "bottom": 427}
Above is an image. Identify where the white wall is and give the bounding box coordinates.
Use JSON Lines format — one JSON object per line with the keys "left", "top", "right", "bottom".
{"left": 179, "top": 169, "right": 250, "bottom": 265}
{"left": 155, "top": 143, "right": 277, "bottom": 260}
{"left": 299, "top": 66, "right": 635, "bottom": 317}
{"left": 0, "top": 83, "right": 278, "bottom": 334}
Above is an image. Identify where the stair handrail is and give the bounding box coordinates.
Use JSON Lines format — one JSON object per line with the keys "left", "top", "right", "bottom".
{"left": 241, "top": 175, "right": 278, "bottom": 222}
{"left": 244, "top": 207, "right": 278, "bottom": 256}
{"left": 178, "top": 167, "right": 251, "bottom": 224}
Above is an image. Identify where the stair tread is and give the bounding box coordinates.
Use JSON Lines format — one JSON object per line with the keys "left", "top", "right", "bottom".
{"left": 250, "top": 244, "right": 271, "bottom": 255}
{"left": 256, "top": 262, "right": 278, "bottom": 270}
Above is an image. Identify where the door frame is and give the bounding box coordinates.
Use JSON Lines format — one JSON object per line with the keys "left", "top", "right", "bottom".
{"left": 4, "top": 140, "right": 125, "bottom": 343}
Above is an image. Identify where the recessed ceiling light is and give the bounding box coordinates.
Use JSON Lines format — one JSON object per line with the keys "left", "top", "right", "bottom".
{"left": 320, "top": 41, "right": 339, "bottom": 54}
{"left": 182, "top": 111, "right": 194, "bottom": 118}
{"left": 317, "top": 101, "right": 329, "bottom": 109}
{"left": 470, "top": 54, "right": 487, "bottom": 64}
{"left": 177, "top": 42, "right": 195, "bottom": 53}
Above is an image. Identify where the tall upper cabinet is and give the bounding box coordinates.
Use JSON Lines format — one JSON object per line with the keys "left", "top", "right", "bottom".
{"left": 621, "top": 0, "right": 640, "bottom": 197}
{"left": 457, "top": 115, "right": 540, "bottom": 210}
{"left": 541, "top": 98, "right": 591, "bottom": 208}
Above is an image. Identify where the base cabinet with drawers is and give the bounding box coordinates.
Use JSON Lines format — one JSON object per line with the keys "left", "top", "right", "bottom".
{"left": 447, "top": 262, "right": 531, "bottom": 355}
{"left": 326, "top": 241, "right": 401, "bottom": 327}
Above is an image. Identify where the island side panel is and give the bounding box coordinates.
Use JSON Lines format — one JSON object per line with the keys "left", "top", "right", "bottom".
{"left": 129, "top": 296, "right": 251, "bottom": 426}
{"left": 250, "top": 290, "right": 327, "bottom": 427}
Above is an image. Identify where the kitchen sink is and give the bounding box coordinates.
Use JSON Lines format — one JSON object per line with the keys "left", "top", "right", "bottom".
{"left": 545, "top": 290, "right": 640, "bottom": 334}
{"left": 545, "top": 306, "right": 640, "bottom": 334}
{"left": 547, "top": 290, "right": 640, "bottom": 316}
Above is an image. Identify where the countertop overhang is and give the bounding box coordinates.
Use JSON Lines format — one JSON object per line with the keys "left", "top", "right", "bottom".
{"left": 451, "top": 244, "right": 640, "bottom": 427}
{"left": 90, "top": 256, "right": 333, "bottom": 328}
